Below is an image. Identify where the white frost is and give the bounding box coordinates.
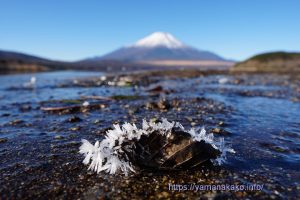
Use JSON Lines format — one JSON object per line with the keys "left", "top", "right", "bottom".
{"left": 82, "top": 101, "right": 90, "bottom": 107}
{"left": 79, "top": 118, "right": 234, "bottom": 175}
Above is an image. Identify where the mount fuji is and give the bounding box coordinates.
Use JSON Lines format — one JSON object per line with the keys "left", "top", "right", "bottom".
{"left": 89, "top": 32, "right": 228, "bottom": 62}
{"left": 0, "top": 32, "right": 233, "bottom": 72}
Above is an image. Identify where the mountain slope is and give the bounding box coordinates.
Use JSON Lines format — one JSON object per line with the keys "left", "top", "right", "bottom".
{"left": 0, "top": 50, "right": 74, "bottom": 72}
{"left": 0, "top": 50, "right": 50, "bottom": 63}
{"left": 99, "top": 46, "right": 224, "bottom": 61}
{"left": 231, "top": 52, "right": 300, "bottom": 72}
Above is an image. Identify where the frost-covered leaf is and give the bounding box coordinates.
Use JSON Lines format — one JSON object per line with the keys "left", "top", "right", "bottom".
{"left": 79, "top": 118, "right": 234, "bottom": 175}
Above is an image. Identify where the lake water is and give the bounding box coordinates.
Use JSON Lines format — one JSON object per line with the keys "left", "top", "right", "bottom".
{"left": 0, "top": 70, "right": 299, "bottom": 198}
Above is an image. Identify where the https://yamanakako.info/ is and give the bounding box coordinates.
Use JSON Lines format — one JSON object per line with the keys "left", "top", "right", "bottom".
{"left": 168, "top": 183, "right": 264, "bottom": 192}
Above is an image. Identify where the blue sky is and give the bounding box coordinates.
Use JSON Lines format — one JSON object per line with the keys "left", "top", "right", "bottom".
{"left": 0, "top": 0, "right": 299, "bottom": 61}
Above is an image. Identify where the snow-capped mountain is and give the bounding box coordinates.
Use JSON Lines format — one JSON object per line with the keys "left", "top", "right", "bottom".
{"left": 90, "top": 32, "right": 226, "bottom": 62}
{"left": 132, "top": 32, "right": 186, "bottom": 49}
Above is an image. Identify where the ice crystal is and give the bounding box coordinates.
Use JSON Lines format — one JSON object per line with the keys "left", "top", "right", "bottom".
{"left": 82, "top": 101, "right": 90, "bottom": 107}
{"left": 79, "top": 118, "right": 234, "bottom": 175}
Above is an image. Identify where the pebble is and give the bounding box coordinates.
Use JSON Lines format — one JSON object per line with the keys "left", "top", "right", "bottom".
{"left": 147, "top": 85, "right": 163, "bottom": 93}
{"left": 19, "top": 105, "right": 32, "bottom": 112}
{"left": 54, "top": 135, "right": 64, "bottom": 139}
{"left": 218, "top": 121, "right": 225, "bottom": 126}
{"left": 0, "top": 138, "right": 8, "bottom": 143}
{"left": 67, "top": 116, "right": 82, "bottom": 123}
{"left": 93, "top": 119, "right": 101, "bottom": 124}
{"left": 9, "top": 119, "right": 24, "bottom": 125}
{"left": 70, "top": 126, "right": 81, "bottom": 131}
{"left": 145, "top": 99, "right": 171, "bottom": 111}
{"left": 185, "top": 117, "right": 193, "bottom": 122}
{"left": 212, "top": 127, "right": 221, "bottom": 134}
{"left": 157, "top": 191, "right": 169, "bottom": 199}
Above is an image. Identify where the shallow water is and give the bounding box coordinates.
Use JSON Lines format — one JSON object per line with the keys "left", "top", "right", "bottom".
{"left": 155, "top": 75, "right": 300, "bottom": 178}
{"left": 0, "top": 71, "right": 104, "bottom": 104}
{"left": 0, "top": 71, "right": 299, "bottom": 199}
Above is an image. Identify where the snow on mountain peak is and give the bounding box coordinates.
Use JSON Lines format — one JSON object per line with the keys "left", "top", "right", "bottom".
{"left": 132, "top": 32, "right": 186, "bottom": 49}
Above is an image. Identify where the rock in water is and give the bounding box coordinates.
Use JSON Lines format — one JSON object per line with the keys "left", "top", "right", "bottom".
{"left": 128, "top": 128, "right": 220, "bottom": 170}
{"left": 79, "top": 118, "right": 234, "bottom": 175}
